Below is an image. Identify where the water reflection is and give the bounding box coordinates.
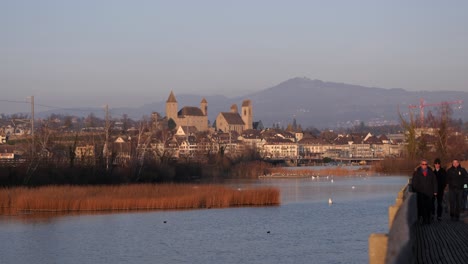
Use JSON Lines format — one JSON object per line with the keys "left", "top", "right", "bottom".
{"left": 229, "top": 175, "right": 409, "bottom": 204}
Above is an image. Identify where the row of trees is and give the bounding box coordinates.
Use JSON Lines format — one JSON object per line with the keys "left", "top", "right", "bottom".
{"left": 1, "top": 115, "right": 273, "bottom": 186}
{"left": 393, "top": 103, "right": 467, "bottom": 172}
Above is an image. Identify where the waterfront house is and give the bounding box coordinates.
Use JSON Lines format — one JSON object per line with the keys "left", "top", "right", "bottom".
{"left": 262, "top": 136, "right": 298, "bottom": 159}
{"left": 112, "top": 136, "right": 132, "bottom": 165}
{"left": 298, "top": 137, "right": 331, "bottom": 160}
{"left": 75, "top": 145, "right": 95, "bottom": 165}
{"left": 239, "top": 129, "right": 264, "bottom": 153}
{"left": 0, "top": 145, "right": 15, "bottom": 159}
{"left": 175, "top": 125, "right": 198, "bottom": 137}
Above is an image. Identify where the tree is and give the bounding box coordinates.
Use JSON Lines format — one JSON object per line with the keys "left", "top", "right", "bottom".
{"left": 399, "top": 109, "right": 417, "bottom": 159}
{"left": 358, "top": 121, "right": 366, "bottom": 132}
{"left": 122, "top": 114, "right": 130, "bottom": 132}
{"left": 434, "top": 103, "right": 452, "bottom": 161}
{"left": 416, "top": 136, "right": 429, "bottom": 158}
{"left": 305, "top": 127, "right": 321, "bottom": 136}
{"left": 132, "top": 120, "right": 152, "bottom": 181}
{"left": 168, "top": 118, "right": 177, "bottom": 130}
{"left": 63, "top": 115, "right": 73, "bottom": 130}
{"left": 85, "top": 113, "right": 97, "bottom": 128}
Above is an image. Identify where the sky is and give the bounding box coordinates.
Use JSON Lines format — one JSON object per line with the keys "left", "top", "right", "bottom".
{"left": 1, "top": 0, "right": 468, "bottom": 114}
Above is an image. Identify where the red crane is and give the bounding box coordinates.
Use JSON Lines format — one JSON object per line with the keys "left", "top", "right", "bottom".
{"left": 408, "top": 98, "right": 463, "bottom": 126}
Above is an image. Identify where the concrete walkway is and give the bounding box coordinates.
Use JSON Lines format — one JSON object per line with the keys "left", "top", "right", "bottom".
{"left": 412, "top": 212, "right": 468, "bottom": 264}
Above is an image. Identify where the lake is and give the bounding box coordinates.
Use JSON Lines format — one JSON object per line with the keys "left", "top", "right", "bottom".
{"left": 0, "top": 175, "right": 408, "bottom": 264}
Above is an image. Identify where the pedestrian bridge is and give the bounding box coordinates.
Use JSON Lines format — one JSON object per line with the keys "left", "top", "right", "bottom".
{"left": 369, "top": 182, "right": 468, "bottom": 263}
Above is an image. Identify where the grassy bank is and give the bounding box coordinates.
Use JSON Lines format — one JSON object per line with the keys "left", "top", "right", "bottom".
{"left": 0, "top": 184, "right": 280, "bottom": 214}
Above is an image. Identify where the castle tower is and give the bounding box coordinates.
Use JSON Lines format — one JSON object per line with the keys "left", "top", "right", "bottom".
{"left": 166, "top": 91, "right": 178, "bottom": 122}
{"left": 200, "top": 98, "right": 208, "bottom": 116}
{"left": 230, "top": 104, "right": 238, "bottom": 113}
{"left": 241, "top": 99, "right": 253, "bottom": 130}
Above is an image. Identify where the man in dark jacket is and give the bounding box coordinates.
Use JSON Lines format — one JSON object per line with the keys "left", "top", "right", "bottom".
{"left": 412, "top": 159, "right": 438, "bottom": 224}
{"left": 432, "top": 158, "right": 447, "bottom": 221}
{"left": 446, "top": 159, "right": 468, "bottom": 221}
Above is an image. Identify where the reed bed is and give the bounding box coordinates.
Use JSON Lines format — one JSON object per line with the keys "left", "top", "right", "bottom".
{"left": 0, "top": 184, "right": 280, "bottom": 214}
{"left": 266, "top": 166, "right": 372, "bottom": 177}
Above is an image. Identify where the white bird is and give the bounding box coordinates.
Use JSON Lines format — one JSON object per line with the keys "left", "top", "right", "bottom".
{"left": 352, "top": 186, "right": 355, "bottom": 189}
{"left": 328, "top": 198, "right": 333, "bottom": 204}
{"left": 331, "top": 179, "right": 334, "bottom": 183}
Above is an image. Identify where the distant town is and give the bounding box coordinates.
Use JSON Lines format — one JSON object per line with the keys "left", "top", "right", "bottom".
{"left": 1, "top": 91, "right": 467, "bottom": 170}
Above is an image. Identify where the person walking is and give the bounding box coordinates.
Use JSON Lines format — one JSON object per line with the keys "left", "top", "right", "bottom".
{"left": 432, "top": 158, "right": 447, "bottom": 221}
{"left": 463, "top": 181, "right": 468, "bottom": 212}
{"left": 412, "top": 159, "right": 438, "bottom": 224}
{"left": 446, "top": 159, "right": 468, "bottom": 221}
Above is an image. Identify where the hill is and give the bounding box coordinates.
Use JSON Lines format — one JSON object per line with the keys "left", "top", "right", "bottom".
{"left": 239, "top": 77, "right": 467, "bottom": 128}
{"left": 36, "top": 77, "right": 468, "bottom": 128}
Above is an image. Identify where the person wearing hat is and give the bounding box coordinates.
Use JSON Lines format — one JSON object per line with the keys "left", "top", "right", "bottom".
{"left": 446, "top": 159, "right": 468, "bottom": 221}
{"left": 432, "top": 158, "right": 447, "bottom": 221}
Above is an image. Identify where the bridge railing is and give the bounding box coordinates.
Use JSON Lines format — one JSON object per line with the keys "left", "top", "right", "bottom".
{"left": 369, "top": 180, "right": 417, "bottom": 264}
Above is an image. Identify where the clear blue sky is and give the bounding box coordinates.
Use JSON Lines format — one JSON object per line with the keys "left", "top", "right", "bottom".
{"left": 1, "top": 0, "right": 467, "bottom": 114}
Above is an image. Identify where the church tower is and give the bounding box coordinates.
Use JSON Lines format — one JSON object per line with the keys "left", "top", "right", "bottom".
{"left": 200, "top": 98, "right": 208, "bottom": 116}
{"left": 230, "top": 104, "right": 238, "bottom": 113}
{"left": 241, "top": 99, "right": 253, "bottom": 130}
{"left": 166, "top": 91, "right": 178, "bottom": 122}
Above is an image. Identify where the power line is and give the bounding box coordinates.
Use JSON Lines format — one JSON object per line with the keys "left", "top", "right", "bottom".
{"left": 1, "top": 98, "right": 125, "bottom": 118}
{"left": 34, "top": 103, "right": 100, "bottom": 113}
{"left": 0, "top": 99, "right": 30, "bottom": 104}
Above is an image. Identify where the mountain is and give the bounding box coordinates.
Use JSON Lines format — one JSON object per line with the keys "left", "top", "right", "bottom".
{"left": 36, "top": 77, "right": 468, "bottom": 128}
{"left": 239, "top": 77, "right": 467, "bottom": 128}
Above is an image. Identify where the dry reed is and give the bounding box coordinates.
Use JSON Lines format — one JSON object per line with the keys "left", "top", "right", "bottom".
{"left": 0, "top": 184, "right": 280, "bottom": 214}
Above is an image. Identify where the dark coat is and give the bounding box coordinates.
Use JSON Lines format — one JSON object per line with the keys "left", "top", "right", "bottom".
{"left": 446, "top": 165, "right": 468, "bottom": 190}
{"left": 433, "top": 167, "right": 447, "bottom": 193}
{"left": 412, "top": 167, "right": 438, "bottom": 197}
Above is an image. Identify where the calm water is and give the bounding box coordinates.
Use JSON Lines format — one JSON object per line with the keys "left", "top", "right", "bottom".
{"left": 0, "top": 175, "right": 408, "bottom": 264}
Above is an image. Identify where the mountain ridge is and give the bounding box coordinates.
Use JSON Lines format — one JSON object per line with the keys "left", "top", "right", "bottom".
{"left": 34, "top": 77, "right": 468, "bottom": 128}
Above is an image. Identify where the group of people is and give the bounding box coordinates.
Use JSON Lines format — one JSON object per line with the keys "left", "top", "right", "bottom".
{"left": 412, "top": 158, "right": 468, "bottom": 224}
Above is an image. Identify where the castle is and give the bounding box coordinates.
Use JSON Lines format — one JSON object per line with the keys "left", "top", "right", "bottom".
{"left": 165, "top": 91, "right": 253, "bottom": 133}
{"left": 165, "top": 91, "right": 208, "bottom": 131}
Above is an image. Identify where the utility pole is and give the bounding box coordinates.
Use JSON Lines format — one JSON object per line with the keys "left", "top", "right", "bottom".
{"left": 31, "top": 96, "right": 35, "bottom": 157}
{"left": 105, "top": 104, "right": 109, "bottom": 170}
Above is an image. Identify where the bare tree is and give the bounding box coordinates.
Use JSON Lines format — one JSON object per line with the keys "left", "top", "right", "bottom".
{"left": 63, "top": 115, "right": 73, "bottom": 131}
{"left": 132, "top": 119, "right": 153, "bottom": 181}
{"left": 23, "top": 119, "right": 56, "bottom": 184}
{"left": 399, "top": 108, "right": 417, "bottom": 159}
{"left": 433, "top": 103, "right": 452, "bottom": 161}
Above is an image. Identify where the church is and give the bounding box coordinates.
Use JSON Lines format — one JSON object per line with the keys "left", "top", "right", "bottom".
{"left": 215, "top": 100, "right": 253, "bottom": 133}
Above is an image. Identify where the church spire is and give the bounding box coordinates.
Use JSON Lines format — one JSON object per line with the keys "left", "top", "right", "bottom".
{"left": 166, "top": 91, "right": 177, "bottom": 103}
